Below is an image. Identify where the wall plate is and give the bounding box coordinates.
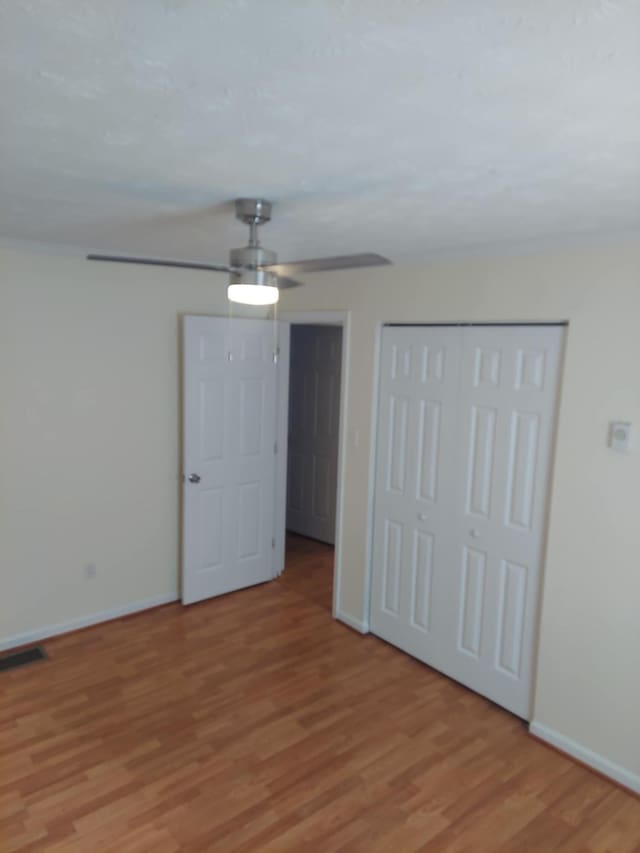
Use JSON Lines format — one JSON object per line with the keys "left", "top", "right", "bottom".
{"left": 609, "top": 421, "right": 632, "bottom": 453}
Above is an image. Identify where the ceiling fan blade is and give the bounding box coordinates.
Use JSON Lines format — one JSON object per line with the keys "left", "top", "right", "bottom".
{"left": 266, "top": 252, "right": 391, "bottom": 276}
{"left": 87, "top": 254, "right": 236, "bottom": 274}
{"left": 275, "top": 275, "right": 303, "bottom": 289}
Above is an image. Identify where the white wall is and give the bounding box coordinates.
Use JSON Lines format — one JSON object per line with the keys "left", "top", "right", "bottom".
{"left": 1, "top": 238, "right": 639, "bottom": 789}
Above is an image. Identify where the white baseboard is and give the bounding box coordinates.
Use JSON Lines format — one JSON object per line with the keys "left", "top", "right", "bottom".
{"left": 530, "top": 720, "right": 640, "bottom": 794}
{"left": 335, "top": 609, "right": 369, "bottom": 634}
{"left": 0, "top": 593, "right": 179, "bottom": 652}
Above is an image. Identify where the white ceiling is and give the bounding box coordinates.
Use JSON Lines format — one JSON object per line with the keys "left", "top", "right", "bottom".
{"left": 1, "top": 1, "right": 639, "bottom": 265}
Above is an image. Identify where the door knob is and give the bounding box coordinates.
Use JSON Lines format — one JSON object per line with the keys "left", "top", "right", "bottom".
{"left": 417, "top": 513, "right": 428, "bottom": 521}
{"left": 187, "top": 473, "right": 201, "bottom": 484}
{"left": 470, "top": 529, "right": 480, "bottom": 538}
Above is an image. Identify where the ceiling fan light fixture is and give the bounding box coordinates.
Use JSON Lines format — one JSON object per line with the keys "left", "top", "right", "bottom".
{"left": 227, "top": 283, "right": 280, "bottom": 305}
{"left": 227, "top": 265, "right": 280, "bottom": 305}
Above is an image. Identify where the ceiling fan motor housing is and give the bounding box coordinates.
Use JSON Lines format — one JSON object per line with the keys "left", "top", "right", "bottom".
{"left": 229, "top": 244, "right": 278, "bottom": 287}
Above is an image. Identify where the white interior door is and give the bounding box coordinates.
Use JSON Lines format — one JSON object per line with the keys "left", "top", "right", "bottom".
{"left": 182, "top": 315, "right": 288, "bottom": 605}
{"left": 286, "top": 325, "right": 342, "bottom": 544}
{"left": 370, "top": 324, "right": 563, "bottom": 719}
{"left": 369, "top": 326, "right": 462, "bottom": 663}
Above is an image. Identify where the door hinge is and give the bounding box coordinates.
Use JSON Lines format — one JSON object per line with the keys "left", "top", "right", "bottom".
{"left": 271, "top": 537, "right": 276, "bottom": 549}
{"left": 227, "top": 351, "right": 233, "bottom": 362}
{"left": 273, "top": 347, "right": 280, "bottom": 364}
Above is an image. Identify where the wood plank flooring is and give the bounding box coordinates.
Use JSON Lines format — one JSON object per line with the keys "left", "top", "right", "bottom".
{"left": 1, "top": 533, "right": 638, "bottom": 851}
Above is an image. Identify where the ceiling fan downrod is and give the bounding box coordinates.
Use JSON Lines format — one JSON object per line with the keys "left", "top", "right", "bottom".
{"left": 234, "top": 198, "right": 272, "bottom": 248}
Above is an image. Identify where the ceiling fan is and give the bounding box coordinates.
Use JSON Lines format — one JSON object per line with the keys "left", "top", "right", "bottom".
{"left": 87, "top": 198, "right": 391, "bottom": 305}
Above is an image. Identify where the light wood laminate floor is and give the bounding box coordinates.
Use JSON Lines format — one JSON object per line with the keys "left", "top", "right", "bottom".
{"left": 1, "top": 534, "right": 638, "bottom": 851}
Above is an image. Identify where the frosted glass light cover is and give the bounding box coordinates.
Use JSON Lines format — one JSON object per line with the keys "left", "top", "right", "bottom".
{"left": 227, "top": 283, "right": 279, "bottom": 305}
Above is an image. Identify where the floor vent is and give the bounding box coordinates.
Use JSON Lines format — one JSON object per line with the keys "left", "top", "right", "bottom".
{"left": 0, "top": 646, "right": 47, "bottom": 672}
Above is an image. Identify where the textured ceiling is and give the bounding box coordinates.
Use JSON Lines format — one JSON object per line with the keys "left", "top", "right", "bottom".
{"left": 1, "top": 0, "right": 639, "bottom": 265}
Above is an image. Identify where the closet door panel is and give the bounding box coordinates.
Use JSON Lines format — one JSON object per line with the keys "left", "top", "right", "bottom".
{"left": 370, "top": 326, "right": 461, "bottom": 665}
{"left": 443, "top": 325, "right": 564, "bottom": 718}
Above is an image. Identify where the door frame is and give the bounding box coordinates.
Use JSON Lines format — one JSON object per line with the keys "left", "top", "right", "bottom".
{"left": 278, "top": 311, "right": 350, "bottom": 622}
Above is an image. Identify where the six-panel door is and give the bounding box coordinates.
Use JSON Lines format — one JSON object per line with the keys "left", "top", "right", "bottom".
{"left": 182, "top": 316, "right": 280, "bottom": 605}
{"left": 370, "top": 326, "right": 462, "bottom": 668}
{"left": 370, "top": 325, "right": 563, "bottom": 719}
{"left": 286, "top": 325, "right": 342, "bottom": 544}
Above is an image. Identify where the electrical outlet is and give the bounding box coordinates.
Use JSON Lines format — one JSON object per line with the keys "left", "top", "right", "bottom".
{"left": 83, "top": 562, "right": 97, "bottom": 579}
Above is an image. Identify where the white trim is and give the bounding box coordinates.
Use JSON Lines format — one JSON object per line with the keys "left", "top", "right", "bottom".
{"left": 273, "top": 321, "right": 291, "bottom": 577}
{"left": 335, "top": 609, "right": 369, "bottom": 634}
{"left": 277, "top": 311, "right": 347, "bottom": 326}
{"left": 530, "top": 721, "right": 640, "bottom": 794}
{"left": 0, "top": 594, "right": 178, "bottom": 652}
{"left": 279, "top": 310, "right": 351, "bottom": 623}
{"left": 364, "top": 322, "right": 384, "bottom": 631}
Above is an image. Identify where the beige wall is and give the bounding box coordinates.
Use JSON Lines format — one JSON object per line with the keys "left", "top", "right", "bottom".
{"left": 0, "top": 247, "right": 257, "bottom": 640}
{"left": 280, "top": 240, "right": 640, "bottom": 785}
{"left": 1, "top": 239, "right": 639, "bottom": 786}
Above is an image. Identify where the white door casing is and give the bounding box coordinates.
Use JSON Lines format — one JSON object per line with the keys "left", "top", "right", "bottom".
{"left": 182, "top": 315, "right": 289, "bottom": 605}
{"left": 370, "top": 324, "right": 563, "bottom": 719}
{"left": 286, "top": 325, "right": 342, "bottom": 544}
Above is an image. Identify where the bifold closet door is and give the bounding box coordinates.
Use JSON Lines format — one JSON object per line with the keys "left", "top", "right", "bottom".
{"left": 370, "top": 324, "right": 563, "bottom": 719}
{"left": 369, "top": 326, "right": 462, "bottom": 668}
